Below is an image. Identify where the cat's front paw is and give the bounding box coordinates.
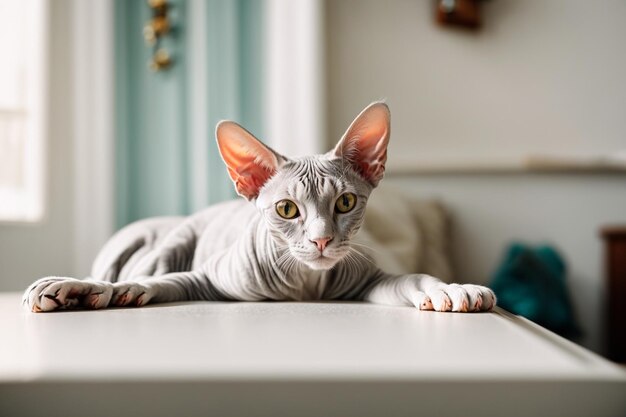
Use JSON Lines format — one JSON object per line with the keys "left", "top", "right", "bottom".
{"left": 23, "top": 277, "right": 114, "bottom": 312}
{"left": 425, "top": 284, "right": 496, "bottom": 312}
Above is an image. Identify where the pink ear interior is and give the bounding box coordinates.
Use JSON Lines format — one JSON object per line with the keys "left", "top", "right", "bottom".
{"left": 216, "top": 122, "right": 279, "bottom": 200}
{"left": 335, "top": 103, "right": 390, "bottom": 186}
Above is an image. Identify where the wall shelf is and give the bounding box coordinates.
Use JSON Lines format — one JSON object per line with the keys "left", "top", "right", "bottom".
{"left": 386, "top": 156, "right": 626, "bottom": 176}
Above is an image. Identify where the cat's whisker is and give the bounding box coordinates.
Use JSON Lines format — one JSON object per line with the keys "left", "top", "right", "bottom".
{"left": 274, "top": 254, "right": 302, "bottom": 290}
{"left": 282, "top": 257, "right": 298, "bottom": 275}
{"left": 349, "top": 242, "right": 381, "bottom": 255}
{"left": 284, "top": 256, "right": 297, "bottom": 273}
{"left": 276, "top": 251, "right": 298, "bottom": 274}
{"left": 345, "top": 251, "right": 362, "bottom": 274}
{"left": 348, "top": 247, "right": 377, "bottom": 267}
{"left": 275, "top": 251, "right": 291, "bottom": 268}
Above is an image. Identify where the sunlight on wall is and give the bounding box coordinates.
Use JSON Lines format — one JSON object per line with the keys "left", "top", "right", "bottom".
{"left": 0, "top": 0, "right": 46, "bottom": 222}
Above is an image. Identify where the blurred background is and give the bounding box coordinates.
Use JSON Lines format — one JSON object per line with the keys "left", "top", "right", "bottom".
{"left": 0, "top": 0, "right": 625, "bottom": 359}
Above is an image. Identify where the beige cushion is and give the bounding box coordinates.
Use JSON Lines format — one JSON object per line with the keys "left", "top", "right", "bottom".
{"left": 356, "top": 184, "right": 453, "bottom": 281}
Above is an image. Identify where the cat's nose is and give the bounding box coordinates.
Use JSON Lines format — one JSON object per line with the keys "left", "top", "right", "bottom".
{"left": 310, "top": 236, "right": 333, "bottom": 252}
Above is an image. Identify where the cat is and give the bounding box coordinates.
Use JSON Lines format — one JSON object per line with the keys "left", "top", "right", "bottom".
{"left": 23, "top": 102, "right": 495, "bottom": 313}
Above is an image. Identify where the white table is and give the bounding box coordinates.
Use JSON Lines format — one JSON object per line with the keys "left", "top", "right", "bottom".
{"left": 1, "top": 292, "right": 624, "bottom": 416}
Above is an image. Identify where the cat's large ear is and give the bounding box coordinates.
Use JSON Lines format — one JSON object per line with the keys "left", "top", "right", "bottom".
{"left": 216, "top": 121, "right": 286, "bottom": 200}
{"left": 332, "top": 102, "right": 390, "bottom": 187}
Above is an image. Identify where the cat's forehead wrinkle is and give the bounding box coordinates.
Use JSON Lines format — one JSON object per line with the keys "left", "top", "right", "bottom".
{"left": 257, "top": 155, "right": 367, "bottom": 211}
{"left": 293, "top": 180, "right": 308, "bottom": 200}
{"left": 281, "top": 157, "right": 342, "bottom": 200}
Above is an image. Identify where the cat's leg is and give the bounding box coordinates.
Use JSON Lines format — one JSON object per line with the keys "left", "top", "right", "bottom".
{"left": 91, "top": 217, "right": 184, "bottom": 282}
{"left": 23, "top": 269, "right": 223, "bottom": 312}
{"left": 363, "top": 273, "right": 496, "bottom": 312}
{"left": 108, "top": 269, "right": 229, "bottom": 307}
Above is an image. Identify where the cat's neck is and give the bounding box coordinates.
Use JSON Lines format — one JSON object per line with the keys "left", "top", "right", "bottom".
{"left": 275, "top": 254, "right": 328, "bottom": 300}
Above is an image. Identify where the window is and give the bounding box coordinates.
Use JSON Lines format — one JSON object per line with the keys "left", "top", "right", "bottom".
{"left": 0, "top": 0, "right": 46, "bottom": 222}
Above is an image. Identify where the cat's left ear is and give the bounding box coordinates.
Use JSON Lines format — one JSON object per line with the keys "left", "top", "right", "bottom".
{"left": 332, "top": 102, "right": 390, "bottom": 187}
{"left": 216, "top": 121, "right": 286, "bottom": 200}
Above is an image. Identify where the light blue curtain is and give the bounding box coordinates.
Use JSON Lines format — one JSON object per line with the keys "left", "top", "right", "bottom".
{"left": 114, "top": 0, "right": 264, "bottom": 228}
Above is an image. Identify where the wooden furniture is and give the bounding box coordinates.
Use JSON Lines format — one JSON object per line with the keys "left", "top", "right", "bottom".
{"left": 601, "top": 226, "right": 626, "bottom": 362}
{"left": 0, "top": 293, "right": 624, "bottom": 417}
{"left": 436, "top": 0, "right": 481, "bottom": 29}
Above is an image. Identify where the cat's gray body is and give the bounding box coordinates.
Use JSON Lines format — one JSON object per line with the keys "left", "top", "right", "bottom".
{"left": 24, "top": 102, "right": 495, "bottom": 313}
{"left": 92, "top": 200, "right": 250, "bottom": 286}
{"left": 93, "top": 197, "right": 372, "bottom": 303}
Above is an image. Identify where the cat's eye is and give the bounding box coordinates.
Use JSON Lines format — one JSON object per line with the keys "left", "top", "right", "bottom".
{"left": 276, "top": 199, "right": 300, "bottom": 219}
{"left": 335, "top": 193, "right": 357, "bottom": 213}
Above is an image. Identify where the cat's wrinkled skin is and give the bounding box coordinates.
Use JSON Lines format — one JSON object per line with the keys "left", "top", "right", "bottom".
{"left": 24, "top": 102, "right": 496, "bottom": 313}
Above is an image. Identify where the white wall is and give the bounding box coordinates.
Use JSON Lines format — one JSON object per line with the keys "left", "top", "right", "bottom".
{"left": 326, "top": 0, "right": 626, "bottom": 170}
{"left": 326, "top": 0, "right": 626, "bottom": 353}
{"left": 0, "top": 1, "right": 75, "bottom": 291}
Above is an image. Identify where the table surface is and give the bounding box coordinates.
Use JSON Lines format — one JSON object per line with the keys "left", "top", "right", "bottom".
{"left": 3, "top": 292, "right": 626, "bottom": 417}
{"left": 1, "top": 292, "right": 624, "bottom": 383}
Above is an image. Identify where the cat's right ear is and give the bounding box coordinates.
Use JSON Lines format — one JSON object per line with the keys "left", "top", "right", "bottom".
{"left": 332, "top": 102, "right": 390, "bottom": 187}
{"left": 216, "top": 121, "right": 286, "bottom": 200}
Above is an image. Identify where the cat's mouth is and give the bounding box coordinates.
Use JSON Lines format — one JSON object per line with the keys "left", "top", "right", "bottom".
{"left": 300, "top": 252, "right": 344, "bottom": 271}
{"left": 305, "top": 256, "right": 339, "bottom": 270}
{"left": 288, "top": 247, "right": 347, "bottom": 271}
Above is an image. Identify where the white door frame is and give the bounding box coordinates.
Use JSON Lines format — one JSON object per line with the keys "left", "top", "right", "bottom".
{"left": 265, "top": 0, "right": 326, "bottom": 157}
{"left": 72, "top": 0, "right": 115, "bottom": 276}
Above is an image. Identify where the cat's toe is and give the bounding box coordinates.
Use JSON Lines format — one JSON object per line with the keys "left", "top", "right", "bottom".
{"left": 462, "top": 285, "right": 484, "bottom": 312}
{"left": 428, "top": 289, "right": 452, "bottom": 312}
{"left": 477, "top": 286, "right": 496, "bottom": 311}
{"left": 135, "top": 293, "right": 149, "bottom": 306}
{"left": 84, "top": 289, "right": 113, "bottom": 309}
{"left": 111, "top": 282, "right": 151, "bottom": 307}
{"left": 444, "top": 284, "right": 470, "bottom": 312}
{"left": 24, "top": 277, "right": 78, "bottom": 312}
{"left": 41, "top": 293, "right": 63, "bottom": 310}
{"left": 408, "top": 290, "right": 432, "bottom": 311}
{"left": 113, "top": 290, "right": 130, "bottom": 306}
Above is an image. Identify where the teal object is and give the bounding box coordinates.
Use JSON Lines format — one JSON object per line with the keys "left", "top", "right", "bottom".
{"left": 114, "top": 0, "right": 264, "bottom": 228}
{"left": 490, "top": 243, "right": 582, "bottom": 339}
